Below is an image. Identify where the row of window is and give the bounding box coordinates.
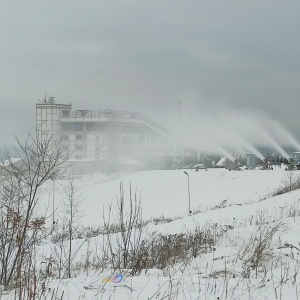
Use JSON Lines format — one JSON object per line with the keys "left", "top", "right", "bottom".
{"left": 62, "top": 135, "right": 101, "bottom": 141}
{"left": 62, "top": 135, "right": 153, "bottom": 145}
{"left": 60, "top": 122, "right": 148, "bottom": 134}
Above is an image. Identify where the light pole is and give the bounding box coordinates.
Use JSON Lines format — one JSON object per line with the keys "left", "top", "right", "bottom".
{"left": 177, "top": 100, "right": 182, "bottom": 169}
{"left": 183, "top": 171, "right": 191, "bottom": 216}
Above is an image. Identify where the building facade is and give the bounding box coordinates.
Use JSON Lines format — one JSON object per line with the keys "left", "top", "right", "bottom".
{"left": 36, "top": 97, "right": 175, "bottom": 171}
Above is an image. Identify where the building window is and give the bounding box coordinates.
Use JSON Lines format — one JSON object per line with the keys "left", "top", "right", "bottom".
{"left": 62, "top": 110, "right": 70, "bottom": 117}
{"left": 76, "top": 135, "right": 83, "bottom": 140}
{"left": 61, "top": 122, "right": 83, "bottom": 131}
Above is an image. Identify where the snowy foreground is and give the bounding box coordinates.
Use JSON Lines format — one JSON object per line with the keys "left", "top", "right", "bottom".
{"left": 4, "top": 167, "right": 300, "bottom": 299}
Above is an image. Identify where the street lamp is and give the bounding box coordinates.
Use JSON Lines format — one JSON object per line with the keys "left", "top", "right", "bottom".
{"left": 183, "top": 171, "right": 191, "bottom": 216}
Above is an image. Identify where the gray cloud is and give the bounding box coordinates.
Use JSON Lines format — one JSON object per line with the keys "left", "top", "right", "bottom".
{"left": 1, "top": 0, "right": 300, "bottom": 149}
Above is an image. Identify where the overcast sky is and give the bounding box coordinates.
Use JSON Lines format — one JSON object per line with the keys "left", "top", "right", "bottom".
{"left": 1, "top": 1, "right": 300, "bottom": 148}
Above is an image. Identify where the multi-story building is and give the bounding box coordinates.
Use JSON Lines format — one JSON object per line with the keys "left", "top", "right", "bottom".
{"left": 36, "top": 97, "right": 175, "bottom": 172}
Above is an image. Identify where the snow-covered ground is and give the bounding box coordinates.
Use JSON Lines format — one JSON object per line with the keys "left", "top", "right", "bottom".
{"left": 48, "top": 165, "right": 292, "bottom": 225}
{"left": 3, "top": 167, "right": 300, "bottom": 299}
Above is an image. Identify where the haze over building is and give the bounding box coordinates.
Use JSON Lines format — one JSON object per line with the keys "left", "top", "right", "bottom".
{"left": 36, "top": 97, "right": 176, "bottom": 172}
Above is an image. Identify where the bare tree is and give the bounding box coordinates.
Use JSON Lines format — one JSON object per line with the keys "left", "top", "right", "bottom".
{"left": 0, "top": 130, "right": 69, "bottom": 292}
{"left": 60, "top": 176, "right": 85, "bottom": 278}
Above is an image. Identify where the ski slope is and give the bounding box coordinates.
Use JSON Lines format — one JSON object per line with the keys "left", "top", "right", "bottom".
{"left": 54, "top": 166, "right": 291, "bottom": 226}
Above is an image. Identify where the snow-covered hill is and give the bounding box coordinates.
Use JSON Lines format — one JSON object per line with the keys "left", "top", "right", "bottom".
{"left": 49, "top": 166, "right": 292, "bottom": 225}
{"left": 3, "top": 167, "right": 300, "bottom": 299}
